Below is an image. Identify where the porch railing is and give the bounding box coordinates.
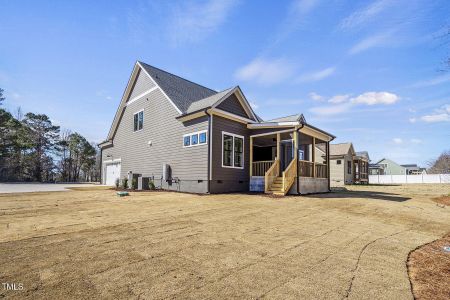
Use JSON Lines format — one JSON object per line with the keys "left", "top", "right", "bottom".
{"left": 282, "top": 158, "right": 297, "bottom": 195}
{"left": 252, "top": 160, "right": 275, "bottom": 176}
{"left": 298, "top": 160, "right": 314, "bottom": 177}
{"left": 315, "top": 163, "right": 327, "bottom": 178}
{"left": 264, "top": 159, "right": 279, "bottom": 193}
{"left": 298, "top": 160, "right": 328, "bottom": 178}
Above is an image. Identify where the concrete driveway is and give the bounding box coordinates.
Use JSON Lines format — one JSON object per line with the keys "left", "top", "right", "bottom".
{"left": 0, "top": 184, "right": 449, "bottom": 299}
{"left": 0, "top": 183, "right": 102, "bottom": 194}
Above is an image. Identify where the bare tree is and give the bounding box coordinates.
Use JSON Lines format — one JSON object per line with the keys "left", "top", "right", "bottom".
{"left": 427, "top": 150, "right": 450, "bottom": 174}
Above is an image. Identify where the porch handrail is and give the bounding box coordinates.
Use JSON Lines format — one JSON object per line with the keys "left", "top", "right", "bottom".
{"left": 282, "top": 158, "right": 297, "bottom": 195}
{"left": 264, "top": 159, "right": 279, "bottom": 193}
{"left": 315, "top": 163, "right": 327, "bottom": 178}
{"left": 252, "top": 160, "right": 275, "bottom": 176}
{"left": 298, "top": 160, "right": 314, "bottom": 177}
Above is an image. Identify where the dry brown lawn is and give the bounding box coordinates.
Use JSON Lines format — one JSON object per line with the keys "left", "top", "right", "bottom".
{"left": 0, "top": 184, "right": 449, "bottom": 299}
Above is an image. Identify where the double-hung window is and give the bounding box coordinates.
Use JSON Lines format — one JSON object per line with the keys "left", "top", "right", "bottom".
{"left": 347, "top": 161, "right": 352, "bottom": 174}
{"left": 183, "top": 130, "right": 207, "bottom": 147}
{"left": 133, "top": 110, "right": 143, "bottom": 132}
{"left": 222, "top": 132, "right": 244, "bottom": 168}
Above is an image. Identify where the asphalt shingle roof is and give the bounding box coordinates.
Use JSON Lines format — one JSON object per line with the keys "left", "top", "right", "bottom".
{"left": 266, "top": 114, "right": 304, "bottom": 123}
{"left": 330, "top": 143, "right": 353, "bottom": 156}
{"left": 185, "top": 87, "right": 235, "bottom": 114}
{"left": 140, "top": 62, "right": 217, "bottom": 114}
{"left": 356, "top": 151, "right": 369, "bottom": 160}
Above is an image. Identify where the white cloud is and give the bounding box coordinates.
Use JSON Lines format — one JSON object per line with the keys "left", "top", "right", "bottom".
{"left": 351, "top": 92, "right": 399, "bottom": 105}
{"left": 328, "top": 94, "right": 351, "bottom": 104}
{"left": 168, "top": 0, "right": 238, "bottom": 45}
{"left": 309, "top": 103, "right": 352, "bottom": 116}
{"left": 235, "top": 57, "right": 294, "bottom": 85}
{"left": 309, "top": 92, "right": 324, "bottom": 101}
{"left": 409, "top": 117, "right": 417, "bottom": 123}
{"left": 392, "top": 138, "right": 403, "bottom": 144}
{"left": 410, "top": 138, "right": 422, "bottom": 144}
{"left": 340, "top": 0, "right": 394, "bottom": 30}
{"left": 421, "top": 113, "right": 450, "bottom": 123}
{"left": 410, "top": 74, "right": 450, "bottom": 88}
{"left": 309, "top": 91, "right": 399, "bottom": 116}
{"left": 419, "top": 104, "right": 450, "bottom": 123}
{"left": 297, "top": 67, "right": 335, "bottom": 82}
{"left": 349, "top": 31, "right": 392, "bottom": 55}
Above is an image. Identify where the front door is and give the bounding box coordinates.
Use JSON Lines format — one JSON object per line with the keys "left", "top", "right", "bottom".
{"left": 280, "top": 140, "right": 293, "bottom": 171}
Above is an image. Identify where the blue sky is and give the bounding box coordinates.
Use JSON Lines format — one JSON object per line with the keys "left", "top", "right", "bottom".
{"left": 1, "top": 0, "right": 449, "bottom": 166}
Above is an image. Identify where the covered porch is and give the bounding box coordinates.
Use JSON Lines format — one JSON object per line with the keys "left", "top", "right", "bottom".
{"left": 249, "top": 127, "right": 332, "bottom": 195}
{"left": 353, "top": 156, "right": 369, "bottom": 184}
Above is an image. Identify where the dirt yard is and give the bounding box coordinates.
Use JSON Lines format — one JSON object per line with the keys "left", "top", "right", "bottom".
{"left": 0, "top": 184, "right": 449, "bottom": 299}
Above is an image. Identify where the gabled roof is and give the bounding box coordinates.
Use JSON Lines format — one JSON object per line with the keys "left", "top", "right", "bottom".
{"left": 139, "top": 62, "right": 217, "bottom": 114}
{"left": 330, "top": 143, "right": 354, "bottom": 156}
{"left": 355, "top": 151, "right": 370, "bottom": 160}
{"left": 185, "top": 87, "right": 235, "bottom": 114}
{"left": 265, "top": 114, "right": 306, "bottom": 123}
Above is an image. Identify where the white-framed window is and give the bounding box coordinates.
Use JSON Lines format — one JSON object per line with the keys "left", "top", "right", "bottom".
{"left": 222, "top": 131, "right": 244, "bottom": 169}
{"left": 183, "top": 130, "right": 207, "bottom": 148}
{"left": 133, "top": 110, "right": 144, "bottom": 132}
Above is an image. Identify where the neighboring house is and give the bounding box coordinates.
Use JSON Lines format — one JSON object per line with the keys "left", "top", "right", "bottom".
{"left": 370, "top": 158, "right": 406, "bottom": 175}
{"left": 354, "top": 151, "right": 370, "bottom": 184}
{"left": 329, "top": 143, "right": 355, "bottom": 186}
{"left": 328, "top": 143, "right": 369, "bottom": 185}
{"left": 401, "top": 164, "right": 427, "bottom": 175}
{"left": 99, "top": 61, "right": 335, "bottom": 195}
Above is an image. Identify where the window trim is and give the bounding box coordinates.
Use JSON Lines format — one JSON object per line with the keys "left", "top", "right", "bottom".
{"left": 133, "top": 109, "right": 144, "bottom": 132}
{"left": 182, "top": 130, "right": 208, "bottom": 148}
{"left": 221, "top": 131, "right": 245, "bottom": 169}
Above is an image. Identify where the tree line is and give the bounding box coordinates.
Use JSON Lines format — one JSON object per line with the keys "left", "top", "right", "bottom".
{"left": 0, "top": 88, "right": 100, "bottom": 182}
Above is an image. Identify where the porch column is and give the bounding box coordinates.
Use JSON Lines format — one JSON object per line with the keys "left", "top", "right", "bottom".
{"left": 312, "top": 137, "right": 316, "bottom": 177}
{"left": 293, "top": 130, "right": 298, "bottom": 159}
{"left": 249, "top": 136, "right": 253, "bottom": 177}
{"left": 276, "top": 133, "right": 280, "bottom": 174}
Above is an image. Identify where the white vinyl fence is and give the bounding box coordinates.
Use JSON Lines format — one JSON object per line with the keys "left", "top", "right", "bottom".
{"left": 369, "top": 174, "right": 450, "bottom": 184}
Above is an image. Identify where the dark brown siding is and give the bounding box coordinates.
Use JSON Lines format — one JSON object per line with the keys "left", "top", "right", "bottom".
{"left": 217, "top": 94, "right": 249, "bottom": 118}
{"left": 210, "top": 115, "right": 250, "bottom": 193}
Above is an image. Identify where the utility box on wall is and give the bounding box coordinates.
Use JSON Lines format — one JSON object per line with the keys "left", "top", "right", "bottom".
{"left": 162, "top": 164, "right": 171, "bottom": 182}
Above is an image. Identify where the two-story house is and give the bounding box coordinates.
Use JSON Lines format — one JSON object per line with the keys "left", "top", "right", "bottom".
{"left": 99, "top": 61, "right": 335, "bottom": 195}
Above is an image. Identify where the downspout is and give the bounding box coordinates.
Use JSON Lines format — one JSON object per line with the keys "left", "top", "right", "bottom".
{"left": 99, "top": 147, "right": 103, "bottom": 184}
{"left": 327, "top": 136, "right": 335, "bottom": 192}
{"left": 205, "top": 109, "right": 211, "bottom": 194}
{"left": 296, "top": 124, "right": 304, "bottom": 194}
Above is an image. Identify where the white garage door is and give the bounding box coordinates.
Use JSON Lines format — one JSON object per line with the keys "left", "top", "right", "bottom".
{"left": 105, "top": 162, "right": 121, "bottom": 186}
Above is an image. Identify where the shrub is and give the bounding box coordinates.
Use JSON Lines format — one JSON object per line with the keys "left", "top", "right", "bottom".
{"left": 148, "top": 180, "right": 155, "bottom": 190}
{"left": 131, "top": 178, "right": 138, "bottom": 190}
{"left": 121, "top": 178, "right": 128, "bottom": 189}
{"left": 115, "top": 178, "right": 120, "bottom": 188}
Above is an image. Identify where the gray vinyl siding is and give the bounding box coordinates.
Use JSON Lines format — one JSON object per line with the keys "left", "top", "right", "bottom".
{"left": 128, "top": 69, "right": 155, "bottom": 101}
{"left": 102, "top": 86, "right": 208, "bottom": 193}
{"left": 217, "top": 94, "right": 249, "bottom": 119}
{"left": 210, "top": 115, "right": 250, "bottom": 193}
